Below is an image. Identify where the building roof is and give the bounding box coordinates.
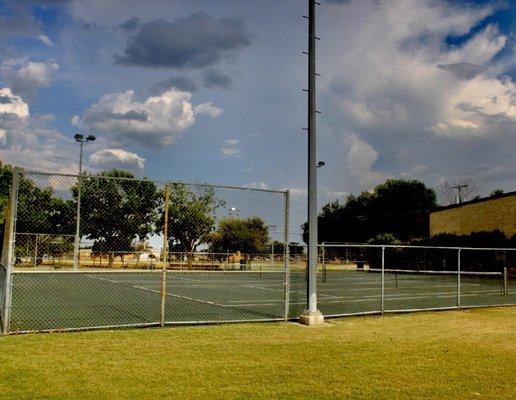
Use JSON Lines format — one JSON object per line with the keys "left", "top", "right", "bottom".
{"left": 433, "top": 190, "right": 516, "bottom": 212}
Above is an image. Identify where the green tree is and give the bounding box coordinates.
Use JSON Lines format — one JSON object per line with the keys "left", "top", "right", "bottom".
{"left": 489, "top": 189, "right": 504, "bottom": 197}
{"left": 367, "top": 233, "right": 401, "bottom": 245}
{"left": 303, "top": 179, "right": 437, "bottom": 244}
{"left": 210, "top": 217, "right": 270, "bottom": 259}
{"left": 79, "top": 170, "right": 159, "bottom": 266}
{"left": 159, "top": 183, "right": 224, "bottom": 255}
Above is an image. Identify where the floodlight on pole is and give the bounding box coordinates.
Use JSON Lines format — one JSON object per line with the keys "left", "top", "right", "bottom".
{"left": 72, "top": 133, "right": 96, "bottom": 270}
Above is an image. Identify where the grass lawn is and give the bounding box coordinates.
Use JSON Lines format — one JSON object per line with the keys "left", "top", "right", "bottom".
{"left": 0, "top": 307, "right": 514, "bottom": 400}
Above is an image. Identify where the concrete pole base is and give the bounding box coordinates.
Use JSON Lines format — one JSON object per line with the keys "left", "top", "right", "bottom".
{"left": 299, "top": 310, "right": 325, "bottom": 326}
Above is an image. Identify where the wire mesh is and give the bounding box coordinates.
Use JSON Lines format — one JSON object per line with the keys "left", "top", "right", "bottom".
{"left": 10, "top": 271, "right": 162, "bottom": 332}
{"left": 318, "top": 245, "right": 382, "bottom": 316}
{"left": 382, "top": 246, "right": 459, "bottom": 311}
{"left": 7, "top": 171, "right": 289, "bottom": 333}
{"left": 459, "top": 248, "right": 515, "bottom": 307}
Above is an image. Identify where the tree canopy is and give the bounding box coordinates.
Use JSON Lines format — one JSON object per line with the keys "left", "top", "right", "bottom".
{"left": 158, "top": 183, "right": 224, "bottom": 253}
{"left": 210, "top": 217, "right": 269, "bottom": 257}
{"left": 302, "top": 179, "right": 437, "bottom": 244}
{"left": 79, "top": 170, "right": 160, "bottom": 255}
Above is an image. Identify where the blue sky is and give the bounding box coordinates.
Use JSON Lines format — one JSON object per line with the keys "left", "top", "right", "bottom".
{"left": 0, "top": 0, "right": 514, "bottom": 240}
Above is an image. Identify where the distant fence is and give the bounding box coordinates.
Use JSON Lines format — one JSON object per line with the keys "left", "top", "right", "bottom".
{"left": 0, "top": 169, "right": 514, "bottom": 334}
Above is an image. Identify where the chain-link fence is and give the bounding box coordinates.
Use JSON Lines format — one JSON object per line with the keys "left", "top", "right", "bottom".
{"left": 2, "top": 169, "right": 290, "bottom": 333}
{"left": 1, "top": 169, "right": 514, "bottom": 334}
{"left": 313, "top": 244, "right": 515, "bottom": 318}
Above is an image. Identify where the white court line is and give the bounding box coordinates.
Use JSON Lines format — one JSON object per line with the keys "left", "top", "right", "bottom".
{"left": 86, "top": 274, "right": 508, "bottom": 310}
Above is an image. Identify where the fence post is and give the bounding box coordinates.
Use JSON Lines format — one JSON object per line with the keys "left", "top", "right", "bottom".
{"left": 2, "top": 168, "right": 20, "bottom": 335}
{"left": 322, "top": 243, "right": 326, "bottom": 283}
{"left": 457, "top": 248, "right": 461, "bottom": 309}
{"left": 381, "top": 246, "right": 385, "bottom": 315}
{"left": 162, "top": 183, "right": 170, "bottom": 265}
{"left": 283, "top": 190, "right": 290, "bottom": 321}
{"left": 503, "top": 267, "right": 508, "bottom": 296}
{"left": 160, "top": 269, "right": 167, "bottom": 326}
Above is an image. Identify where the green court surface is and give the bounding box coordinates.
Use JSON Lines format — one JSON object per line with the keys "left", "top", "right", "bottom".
{"left": 8, "top": 269, "right": 515, "bottom": 333}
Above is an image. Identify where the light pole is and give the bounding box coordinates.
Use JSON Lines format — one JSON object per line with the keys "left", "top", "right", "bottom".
{"left": 300, "top": 0, "right": 324, "bottom": 325}
{"left": 73, "top": 133, "right": 95, "bottom": 270}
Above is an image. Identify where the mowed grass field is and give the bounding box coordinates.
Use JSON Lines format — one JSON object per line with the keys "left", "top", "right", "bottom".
{"left": 0, "top": 307, "right": 514, "bottom": 400}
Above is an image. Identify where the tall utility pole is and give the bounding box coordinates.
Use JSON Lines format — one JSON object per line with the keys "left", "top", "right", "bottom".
{"left": 451, "top": 184, "right": 468, "bottom": 204}
{"left": 300, "top": 0, "right": 324, "bottom": 325}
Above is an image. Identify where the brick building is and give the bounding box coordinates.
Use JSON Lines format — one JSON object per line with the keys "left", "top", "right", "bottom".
{"left": 429, "top": 191, "right": 516, "bottom": 237}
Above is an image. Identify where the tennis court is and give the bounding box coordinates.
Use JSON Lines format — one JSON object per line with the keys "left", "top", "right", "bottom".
{"left": 8, "top": 268, "right": 515, "bottom": 333}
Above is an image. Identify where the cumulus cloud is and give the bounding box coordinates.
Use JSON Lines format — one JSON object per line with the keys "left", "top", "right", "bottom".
{"left": 80, "top": 88, "right": 221, "bottom": 148}
{"left": 320, "top": 0, "right": 515, "bottom": 192}
{"left": 89, "top": 148, "right": 145, "bottom": 170}
{"left": 115, "top": 12, "right": 251, "bottom": 69}
{"left": 0, "top": 59, "right": 59, "bottom": 100}
{"left": 193, "top": 102, "right": 222, "bottom": 117}
{"left": 345, "top": 134, "right": 389, "bottom": 188}
{"left": 0, "top": 91, "right": 78, "bottom": 173}
{"left": 0, "top": 88, "right": 29, "bottom": 118}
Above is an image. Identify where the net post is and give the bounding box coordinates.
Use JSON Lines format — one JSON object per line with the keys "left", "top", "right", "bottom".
{"left": 283, "top": 190, "right": 290, "bottom": 321}
{"left": 2, "top": 167, "right": 20, "bottom": 335}
{"left": 457, "top": 248, "right": 461, "bottom": 309}
{"left": 503, "top": 266, "right": 508, "bottom": 296}
{"left": 381, "top": 246, "right": 385, "bottom": 315}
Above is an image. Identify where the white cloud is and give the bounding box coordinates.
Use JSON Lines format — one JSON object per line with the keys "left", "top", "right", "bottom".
{"left": 90, "top": 148, "right": 145, "bottom": 170}
{"left": 193, "top": 102, "right": 222, "bottom": 117}
{"left": 0, "top": 128, "right": 6, "bottom": 147}
{"left": 81, "top": 89, "right": 220, "bottom": 148}
{"left": 0, "top": 59, "right": 59, "bottom": 100}
{"left": 244, "top": 181, "right": 269, "bottom": 190}
{"left": 38, "top": 35, "right": 56, "bottom": 47}
{"left": 319, "top": 0, "right": 515, "bottom": 192}
{"left": 345, "top": 134, "right": 389, "bottom": 188}
{"left": 0, "top": 88, "right": 29, "bottom": 118}
{"left": 221, "top": 147, "right": 241, "bottom": 158}
{"left": 224, "top": 139, "right": 239, "bottom": 146}
{"left": 71, "top": 115, "right": 81, "bottom": 126}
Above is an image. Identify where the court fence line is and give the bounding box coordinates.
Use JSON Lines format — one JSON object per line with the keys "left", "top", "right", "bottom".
{"left": 2, "top": 169, "right": 292, "bottom": 333}
{"left": 1, "top": 169, "right": 515, "bottom": 334}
